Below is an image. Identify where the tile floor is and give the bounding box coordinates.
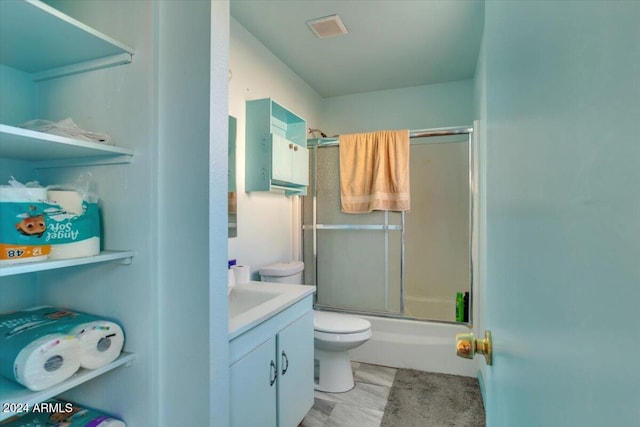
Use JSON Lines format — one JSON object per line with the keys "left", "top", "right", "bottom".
{"left": 299, "top": 362, "right": 397, "bottom": 427}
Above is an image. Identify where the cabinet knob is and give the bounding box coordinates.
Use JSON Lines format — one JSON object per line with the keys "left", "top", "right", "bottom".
{"left": 293, "top": 146, "right": 299, "bottom": 151}
{"left": 289, "top": 143, "right": 294, "bottom": 149}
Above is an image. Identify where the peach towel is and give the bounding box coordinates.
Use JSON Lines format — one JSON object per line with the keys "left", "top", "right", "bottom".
{"left": 339, "top": 129, "right": 410, "bottom": 213}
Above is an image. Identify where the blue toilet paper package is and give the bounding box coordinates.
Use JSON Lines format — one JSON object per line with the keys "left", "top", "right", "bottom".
{"left": 0, "top": 398, "right": 126, "bottom": 426}
{"left": 0, "top": 195, "right": 100, "bottom": 263}
{"left": 0, "top": 307, "right": 125, "bottom": 390}
{"left": 0, "top": 186, "right": 51, "bottom": 264}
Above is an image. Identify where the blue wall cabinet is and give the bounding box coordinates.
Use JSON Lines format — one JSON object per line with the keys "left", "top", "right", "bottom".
{"left": 245, "top": 98, "right": 308, "bottom": 196}
{"left": 229, "top": 297, "right": 314, "bottom": 427}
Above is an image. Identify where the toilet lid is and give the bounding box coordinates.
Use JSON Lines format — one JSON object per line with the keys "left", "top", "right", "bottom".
{"left": 314, "top": 311, "right": 371, "bottom": 334}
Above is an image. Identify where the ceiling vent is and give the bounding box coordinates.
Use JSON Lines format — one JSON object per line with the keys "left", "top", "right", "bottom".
{"left": 306, "top": 14, "right": 348, "bottom": 39}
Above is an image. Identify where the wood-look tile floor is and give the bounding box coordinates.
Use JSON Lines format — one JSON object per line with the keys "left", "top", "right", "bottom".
{"left": 300, "top": 362, "right": 485, "bottom": 427}
{"left": 299, "top": 362, "right": 397, "bottom": 427}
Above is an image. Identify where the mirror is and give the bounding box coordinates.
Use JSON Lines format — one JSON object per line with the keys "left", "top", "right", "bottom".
{"left": 228, "top": 115, "right": 237, "bottom": 237}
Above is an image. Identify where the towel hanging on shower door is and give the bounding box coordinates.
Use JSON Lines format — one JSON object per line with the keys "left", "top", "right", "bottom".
{"left": 339, "top": 129, "right": 410, "bottom": 213}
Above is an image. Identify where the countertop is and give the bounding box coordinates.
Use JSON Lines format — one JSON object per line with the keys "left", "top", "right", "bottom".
{"left": 228, "top": 281, "right": 316, "bottom": 339}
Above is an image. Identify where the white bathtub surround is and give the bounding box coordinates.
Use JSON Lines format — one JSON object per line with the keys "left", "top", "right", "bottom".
{"left": 347, "top": 315, "right": 479, "bottom": 377}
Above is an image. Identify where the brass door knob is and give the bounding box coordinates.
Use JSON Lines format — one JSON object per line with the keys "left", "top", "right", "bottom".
{"left": 456, "top": 330, "right": 492, "bottom": 365}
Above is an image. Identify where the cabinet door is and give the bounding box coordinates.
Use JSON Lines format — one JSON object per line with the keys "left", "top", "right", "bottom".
{"left": 290, "top": 144, "right": 309, "bottom": 186}
{"left": 230, "top": 336, "right": 277, "bottom": 427}
{"left": 277, "top": 310, "right": 314, "bottom": 427}
{"left": 271, "top": 133, "right": 293, "bottom": 183}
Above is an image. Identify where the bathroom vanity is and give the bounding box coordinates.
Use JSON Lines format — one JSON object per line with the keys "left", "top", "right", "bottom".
{"left": 229, "top": 282, "right": 315, "bottom": 427}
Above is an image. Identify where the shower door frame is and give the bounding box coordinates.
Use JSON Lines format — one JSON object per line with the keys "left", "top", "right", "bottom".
{"left": 304, "top": 125, "right": 475, "bottom": 325}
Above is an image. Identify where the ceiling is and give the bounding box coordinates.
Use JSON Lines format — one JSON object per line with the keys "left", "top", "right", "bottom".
{"left": 230, "top": 0, "right": 485, "bottom": 98}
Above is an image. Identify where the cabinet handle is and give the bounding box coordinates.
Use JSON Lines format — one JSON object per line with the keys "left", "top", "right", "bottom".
{"left": 289, "top": 143, "right": 294, "bottom": 149}
{"left": 293, "top": 146, "right": 299, "bottom": 151}
{"left": 281, "top": 351, "right": 289, "bottom": 375}
{"left": 270, "top": 360, "right": 278, "bottom": 386}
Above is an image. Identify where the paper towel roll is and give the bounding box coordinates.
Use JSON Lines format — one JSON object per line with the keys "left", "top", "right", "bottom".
{"left": 12, "top": 334, "right": 81, "bottom": 391}
{"left": 232, "top": 264, "right": 251, "bottom": 284}
{"left": 68, "top": 320, "right": 125, "bottom": 369}
{"left": 47, "top": 190, "right": 84, "bottom": 216}
{"left": 49, "top": 236, "right": 100, "bottom": 260}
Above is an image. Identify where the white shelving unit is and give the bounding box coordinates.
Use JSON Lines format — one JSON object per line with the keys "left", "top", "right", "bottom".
{"left": 0, "top": 250, "right": 135, "bottom": 277}
{"left": 0, "top": 0, "right": 137, "bottom": 420}
{"left": 0, "top": 124, "right": 133, "bottom": 167}
{"left": 0, "top": 0, "right": 134, "bottom": 81}
{"left": 0, "top": 353, "right": 136, "bottom": 422}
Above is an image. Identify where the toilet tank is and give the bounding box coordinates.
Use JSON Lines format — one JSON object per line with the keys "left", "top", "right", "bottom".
{"left": 259, "top": 261, "right": 304, "bottom": 284}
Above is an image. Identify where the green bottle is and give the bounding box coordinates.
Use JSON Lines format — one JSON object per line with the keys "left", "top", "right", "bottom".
{"left": 456, "top": 292, "right": 464, "bottom": 322}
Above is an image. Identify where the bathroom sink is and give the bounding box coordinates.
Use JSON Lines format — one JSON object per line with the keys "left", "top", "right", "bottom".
{"left": 228, "top": 281, "right": 315, "bottom": 339}
{"left": 228, "top": 286, "right": 281, "bottom": 319}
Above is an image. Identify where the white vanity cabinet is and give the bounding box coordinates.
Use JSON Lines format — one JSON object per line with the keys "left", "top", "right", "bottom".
{"left": 229, "top": 295, "right": 314, "bottom": 427}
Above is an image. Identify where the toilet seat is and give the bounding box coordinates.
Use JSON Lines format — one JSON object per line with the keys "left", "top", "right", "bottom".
{"left": 314, "top": 311, "right": 371, "bottom": 334}
{"left": 314, "top": 329, "right": 372, "bottom": 345}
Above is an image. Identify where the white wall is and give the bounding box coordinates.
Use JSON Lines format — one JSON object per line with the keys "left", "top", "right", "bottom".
{"left": 322, "top": 79, "right": 474, "bottom": 136}
{"left": 228, "top": 18, "right": 323, "bottom": 277}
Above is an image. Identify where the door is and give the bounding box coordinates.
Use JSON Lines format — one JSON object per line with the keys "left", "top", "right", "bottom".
{"left": 290, "top": 143, "right": 308, "bottom": 186}
{"left": 480, "top": 2, "right": 640, "bottom": 426}
{"left": 271, "top": 133, "right": 293, "bottom": 183}
{"left": 271, "top": 133, "right": 308, "bottom": 186}
{"left": 277, "top": 311, "right": 314, "bottom": 427}
{"left": 230, "top": 337, "right": 277, "bottom": 427}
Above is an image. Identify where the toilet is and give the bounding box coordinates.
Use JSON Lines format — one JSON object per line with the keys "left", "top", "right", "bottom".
{"left": 259, "top": 261, "right": 372, "bottom": 393}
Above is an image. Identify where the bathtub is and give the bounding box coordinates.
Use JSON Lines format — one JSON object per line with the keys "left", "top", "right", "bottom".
{"left": 404, "top": 296, "right": 455, "bottom": 322}
{"left": 346, "top": 314, "right": 479, "bottom": 377}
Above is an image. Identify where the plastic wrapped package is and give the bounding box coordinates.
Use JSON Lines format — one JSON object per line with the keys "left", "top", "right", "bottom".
{"left": 20, "top": 118, "right": 112, "bottom": 145}
{"left": 0, "top": 307, "right": 125, "bottom": 391}
{"left": 0, "top": 398, "right": 126, "bottom": 426}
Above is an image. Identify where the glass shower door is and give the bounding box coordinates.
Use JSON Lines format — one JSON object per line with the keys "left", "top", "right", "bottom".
{"left": 303, "top": 134, "right": 473, "bottom": 323}
{"left": 303, "top": 145, "right": 402, "bottom": 314}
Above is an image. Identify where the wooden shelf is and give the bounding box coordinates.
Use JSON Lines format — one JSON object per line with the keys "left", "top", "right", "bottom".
{"left": 0, "top": 250, "right": 135, "bottom": 277}
{"left": 0, "top": 124, "right": 133, "bottom": 167}
{"left": 0, "top": 0, "right": 134, "bottom": 81}
{"left": 0, "top": 352, "right": 136, "bottom": 422}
